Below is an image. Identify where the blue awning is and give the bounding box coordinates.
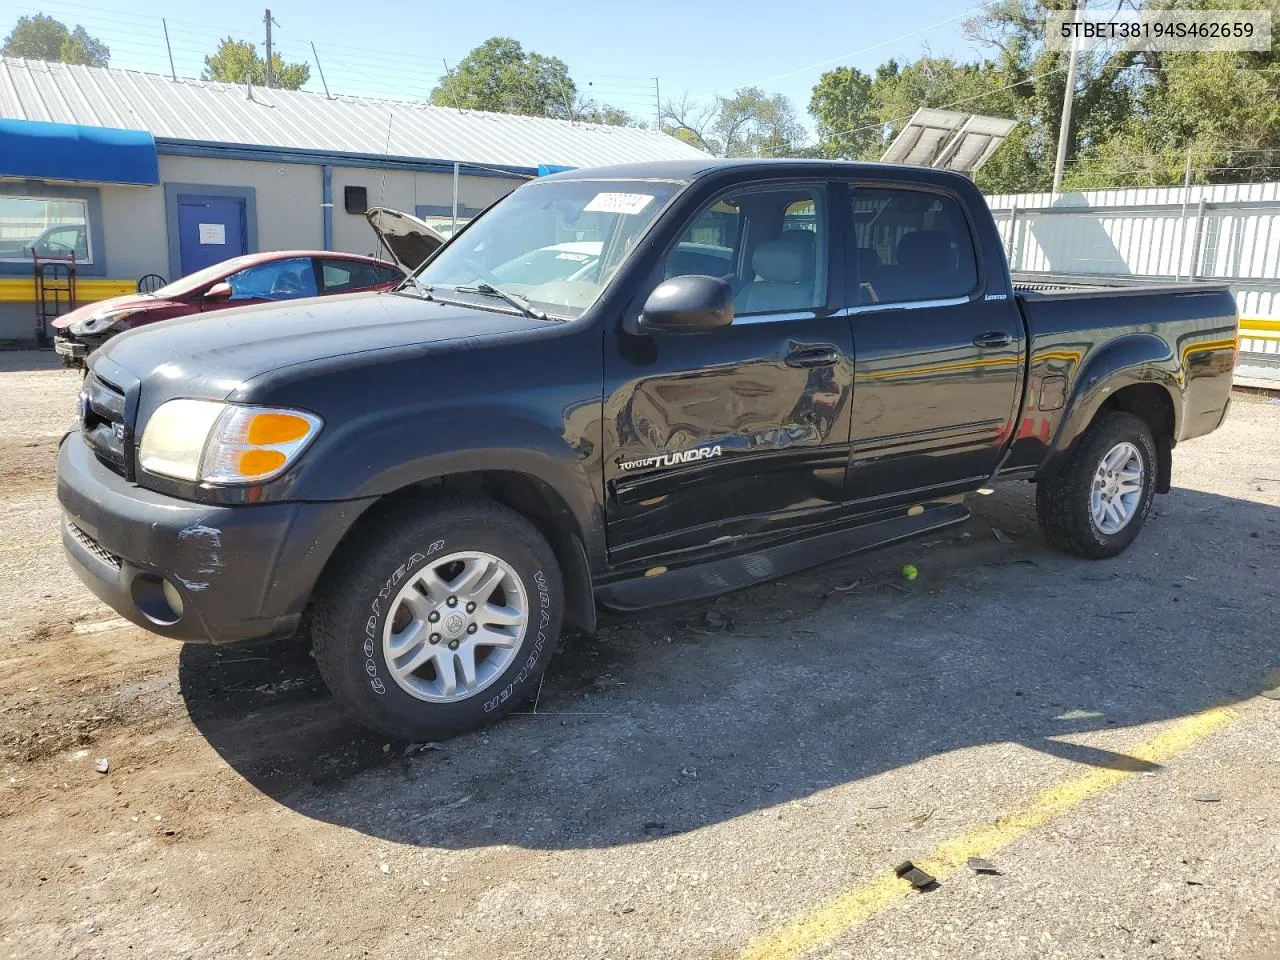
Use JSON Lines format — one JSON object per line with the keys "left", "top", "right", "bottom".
{"left": 0, "top": 118, "right": 159, "bottom": 186}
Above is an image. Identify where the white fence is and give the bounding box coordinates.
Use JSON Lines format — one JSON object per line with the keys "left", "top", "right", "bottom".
{"left": 985, "top": 182, "right": 1280, "bottom": 382}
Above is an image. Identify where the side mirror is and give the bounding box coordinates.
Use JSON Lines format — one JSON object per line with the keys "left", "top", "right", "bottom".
{"left": 204, "top": 282, "right": 233, "bottom": 301}
{"left": 625, "top": 275, "right": 733, "bottom": 336}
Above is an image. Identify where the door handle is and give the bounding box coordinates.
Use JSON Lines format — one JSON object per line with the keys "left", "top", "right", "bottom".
{"left": 785, "top": 344, "right": 841, "bottom": 368}
{"left": 972, "top": 330, "right": 1013, "bottom": 348}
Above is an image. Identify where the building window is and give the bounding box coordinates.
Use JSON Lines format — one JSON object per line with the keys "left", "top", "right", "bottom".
{"left": 0, "top": 195, "right": 92, "bottom": 264}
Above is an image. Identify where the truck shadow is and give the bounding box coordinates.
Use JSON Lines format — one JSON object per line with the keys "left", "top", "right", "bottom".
{"left": 179, "top": 482, "right": 1279, "bottom": 851}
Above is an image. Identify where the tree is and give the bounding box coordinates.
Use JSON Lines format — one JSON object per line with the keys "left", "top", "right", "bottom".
{"left": 584, "top": 104, "right": 642, "bottom": 127}
{"left": 662, "top": 87, "right": 806, "bottom": 157}
{"left": 202, "top": 38, "right": 310, "bottom": 90}
{"left": 431, "top": 37, "right": 576, "bottom": 119}
{"left": 809, "top": 56, "right": 1024, "bottom": 187}
{"left": 2, "top": 14, "right": 109, "bottom": 66}
{"left": 809, "top": 66, "right": 878, "bottom": 159}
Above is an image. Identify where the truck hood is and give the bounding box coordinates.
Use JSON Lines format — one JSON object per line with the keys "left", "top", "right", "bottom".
{"left": 96, "top": 291, "right": 549, "bottom": 392}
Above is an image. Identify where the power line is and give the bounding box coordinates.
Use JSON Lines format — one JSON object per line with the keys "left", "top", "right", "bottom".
{"left": 694, "top": 0, "right": 1004, "bottom": 95}
{"left": 822, "top": 65, "right": 1067, "bottom": 144}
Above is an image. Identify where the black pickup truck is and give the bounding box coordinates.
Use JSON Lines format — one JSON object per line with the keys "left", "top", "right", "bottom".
{"left": 57, "top": 159, "right": 1239, "bottom": 740}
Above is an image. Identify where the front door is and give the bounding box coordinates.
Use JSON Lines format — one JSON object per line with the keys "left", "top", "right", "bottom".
{"left": 603, "top": 181, "right": 855, "bottom": 565}
{"left": 842, "top": 183, "right": 1025, "bottom": 507}
{"left": 176, "top": 195, "right": 247, "bottom": 275}
{"left": 200, "top": 256, "right": 320, "bottom": 313}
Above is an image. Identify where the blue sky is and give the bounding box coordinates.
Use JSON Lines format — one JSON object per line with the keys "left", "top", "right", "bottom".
{"left": 6, "top": 0, "right": 990, "bottom": 139}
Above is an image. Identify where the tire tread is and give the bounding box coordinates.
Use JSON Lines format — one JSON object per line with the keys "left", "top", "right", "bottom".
{"left": 1035, "top": 410, "right": 1156, "bottom": 559}
{"left": 311, "top": 495, "right": 560, "bottom": 739}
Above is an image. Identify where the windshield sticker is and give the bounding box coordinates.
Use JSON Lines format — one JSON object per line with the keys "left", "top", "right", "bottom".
{"left": 555, "top": 252, "right": 591, "bottom": 261}
{"left": 584, "top": 192, "right": 655, "bottom": 215}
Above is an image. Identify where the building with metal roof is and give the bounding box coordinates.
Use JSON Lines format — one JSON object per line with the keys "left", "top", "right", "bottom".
{"left": 0, "top": 56, "right": 707, "bottom": 344}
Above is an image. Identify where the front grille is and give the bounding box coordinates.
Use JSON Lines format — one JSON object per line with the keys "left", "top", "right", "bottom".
{"left": 80, "top": 372, "right": 130, "bottom": 477}
{"left": 66, "top": 520, "right": 122, "bottom": 571}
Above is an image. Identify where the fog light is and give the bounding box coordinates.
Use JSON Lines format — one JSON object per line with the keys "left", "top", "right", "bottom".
{"left": 161, "top": 579, "right": 185, "bottom": 619}
{"left": 130, "top": 573, "right": 183, "bottom": 626}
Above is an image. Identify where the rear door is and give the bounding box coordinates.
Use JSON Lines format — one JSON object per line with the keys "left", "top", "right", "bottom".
{"left": 842, "top": 182, "right": 1025, "bottom": 506}
{"left": 603, "top": 180, "right": 856, "bottom": 565}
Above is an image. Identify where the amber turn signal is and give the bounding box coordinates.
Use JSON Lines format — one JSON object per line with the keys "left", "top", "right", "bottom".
{"left": 247, "top": 412, "right": 313, "bottom": 445}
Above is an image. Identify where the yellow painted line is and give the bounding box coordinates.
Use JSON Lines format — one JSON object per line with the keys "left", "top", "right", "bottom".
{"left": 0, "top": 277, "right": 134, "bottom": 304}
{"left": 741, "top": 705, "right": 1238, "bottom": 960}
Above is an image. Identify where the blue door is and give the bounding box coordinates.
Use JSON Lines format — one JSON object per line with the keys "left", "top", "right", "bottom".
{"left": 176, "top": 195, "right": 247, "bottom": 276}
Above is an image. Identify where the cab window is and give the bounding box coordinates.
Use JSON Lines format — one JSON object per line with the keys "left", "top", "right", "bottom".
{"left": 661, "top": 184, "right": 828, "bottom": 317}
{"left": 850, "top": 187, "right": 978, "bottom": 305}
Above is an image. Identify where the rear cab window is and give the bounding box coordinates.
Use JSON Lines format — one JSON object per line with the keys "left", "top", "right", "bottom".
{"left": 850, "top": 187, "right": 978, "bottom": 306}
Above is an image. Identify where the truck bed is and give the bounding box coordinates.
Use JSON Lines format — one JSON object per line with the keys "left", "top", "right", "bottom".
{"left": 996, "top": 273, "right": 1239, "bottom": 478}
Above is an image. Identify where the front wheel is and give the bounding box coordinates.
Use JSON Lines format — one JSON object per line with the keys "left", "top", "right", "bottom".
{"left": 1036, "top": 410, "right": 1158, "bottom": 559}
{"left": 311, "top": 497, "right": 564, "bottom": 740}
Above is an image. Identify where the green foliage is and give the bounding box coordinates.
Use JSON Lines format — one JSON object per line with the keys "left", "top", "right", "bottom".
{"left": 662, "top": 87, "right": 806, "bottom": 157}
{"left": 807, "top": 0, "right": 1280, "bottom": 191}
{"left": 202, "top": 38, "right": 310, "bottom": 90}
{"left": 579, "top": 103, "right": 643, "bottom": 127}
{"left": 3, "top": 14, "right": 109, "bottom": 66}
{"left": 430, "top": 37, "right": 577, "bottom": 119}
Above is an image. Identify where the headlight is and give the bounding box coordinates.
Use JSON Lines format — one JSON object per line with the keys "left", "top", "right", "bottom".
{"left": 138, "top": 400, "right": 323, "bottom": 485}
{"left": 67, "top": 308, "right": 137, "bottom": 336}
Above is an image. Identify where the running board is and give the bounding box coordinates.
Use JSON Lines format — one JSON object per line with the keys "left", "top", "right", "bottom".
{"left": 595, "top": 502, "right": 971, "bottom": 613}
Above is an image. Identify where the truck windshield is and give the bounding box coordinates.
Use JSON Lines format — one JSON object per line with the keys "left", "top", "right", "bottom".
{"left": 413, "top": 179, "right": 682, "bottom": 319}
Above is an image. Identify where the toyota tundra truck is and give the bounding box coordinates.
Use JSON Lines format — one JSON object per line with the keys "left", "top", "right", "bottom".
{"left": 56, "top": 159, "right": 1239, "bottom": 741}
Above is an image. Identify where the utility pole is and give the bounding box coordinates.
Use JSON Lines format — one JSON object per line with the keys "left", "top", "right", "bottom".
{"left": 653, "top": 77, "right": 661, "bottom": 132}
{"left": 263, "top": 9, "right": 274, "bottom": 89}
{"left": 1052, "top": 0, "right": 1085, "bottom": 194}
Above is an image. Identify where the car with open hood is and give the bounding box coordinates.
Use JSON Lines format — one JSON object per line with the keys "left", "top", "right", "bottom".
{"left": 51, "top": 249, "right": 406, "bottom": 368}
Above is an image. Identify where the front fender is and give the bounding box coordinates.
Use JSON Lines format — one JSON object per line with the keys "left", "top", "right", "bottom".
{"left": 1039, "top": 333, "right": 1181, "bottom": 477}
{"left": 284, "top": 405, "right": 605, "bottom": 568}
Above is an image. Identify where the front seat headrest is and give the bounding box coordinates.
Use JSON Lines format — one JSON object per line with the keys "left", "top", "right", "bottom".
{"left": 752, "top": 236, "right": 814, "bottom": 284}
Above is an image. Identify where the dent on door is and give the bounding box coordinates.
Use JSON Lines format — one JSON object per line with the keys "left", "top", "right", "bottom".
{"left": 603, "top": 342, "right": 853, "bottom": 561}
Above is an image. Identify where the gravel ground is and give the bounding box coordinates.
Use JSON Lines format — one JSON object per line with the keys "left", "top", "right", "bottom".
{"left": 0, "top": 349, "right": 1278, "bottom": 960}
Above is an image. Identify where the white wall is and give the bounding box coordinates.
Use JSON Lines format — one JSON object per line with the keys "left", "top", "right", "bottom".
{"left": 160, "top": 154, "right": 324, "bottom": 256}
{"left": 330, "top": 166, "right": 519, "bottom": 258}
{"left": 98, "top": 182, "right": 167, "bottom": 278}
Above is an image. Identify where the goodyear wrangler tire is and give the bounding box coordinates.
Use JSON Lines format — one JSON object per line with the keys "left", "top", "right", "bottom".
{"left": 312, "top": 496, "right": 563, "bottom": 741}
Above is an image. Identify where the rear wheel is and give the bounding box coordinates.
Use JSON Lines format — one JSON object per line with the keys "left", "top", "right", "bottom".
{"left": 312, "top": 497, "right": 563, "bottom": 740}
{"left": 1036, "top": 410, "right": 1157, "bottom": 559}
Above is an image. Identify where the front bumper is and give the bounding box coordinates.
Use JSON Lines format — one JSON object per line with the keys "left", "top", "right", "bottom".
{"left": 57, "top": 431, "right": 374, "bottom": 644}
{"left": 53, "top": 335, "right": 88, "bottom": 368}
{"left": 53, "top": 335, "right": 87, "bottom": 359}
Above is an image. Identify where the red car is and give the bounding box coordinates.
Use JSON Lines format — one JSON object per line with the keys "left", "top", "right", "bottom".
{"left": 52, "top": 250, "right": 404, "bottom": 368}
